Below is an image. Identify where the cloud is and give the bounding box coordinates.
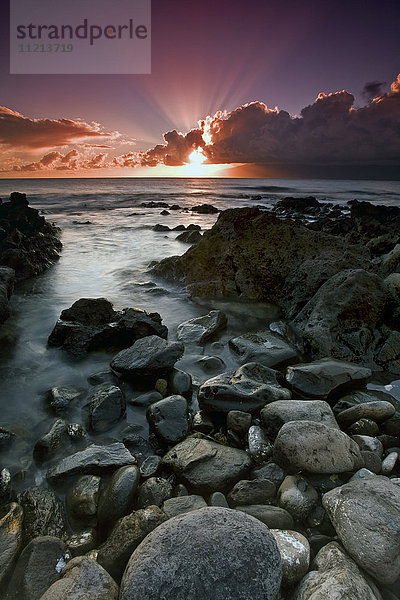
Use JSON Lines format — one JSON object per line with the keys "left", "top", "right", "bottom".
{"left": 0, "top": 106, "right": 116, "bottom": 150}
{"left": 362, "top": 80, "right": 386, "bottom": 102}
{"left": 11, "top": 149, "right": 109, "bottom": 172}
{"left": 137, "top": 73, "right": 400, "bottom": 167}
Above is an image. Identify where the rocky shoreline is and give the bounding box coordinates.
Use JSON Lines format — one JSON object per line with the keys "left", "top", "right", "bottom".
{"left": 0, "top": 195, "right": 400, "bottom": 599}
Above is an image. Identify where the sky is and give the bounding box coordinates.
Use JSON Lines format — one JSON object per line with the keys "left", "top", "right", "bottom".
{"left": 0, "top": 0, "right": 400, "bottom": 178}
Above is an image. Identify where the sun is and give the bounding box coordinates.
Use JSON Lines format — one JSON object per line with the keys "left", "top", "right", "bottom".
{"left": 188, "top": 147, "right": 206, "bottom": 165}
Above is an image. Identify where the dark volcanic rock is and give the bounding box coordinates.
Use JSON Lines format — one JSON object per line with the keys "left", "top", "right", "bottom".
{"left": 229, "top": 330, "right": 298, "bottom": 369}
{"left": 84, "top": 384, "right": 126, "bottom": 432}
{"left": 146, "top": 395, "right": 189, "bottom": 444}
{"left": 97, "top": 465, "right": 140, "bottom": 531}
{"left": 190, "top": 203, "right": 219, "bottom": 214}
{"left": 0, "top": 266, "right": 14, "bottom": 324}
{"left": 48, "top": 300, "right": 168, "bottom": 356}
{"left": 177, "top": 309, "right": 227, "bottom": 344}
{"left": 33, "top": 418, "right": 71, "bottom": 462}
{"left": 120, "top": 507, "right": 282, "bottom": 600}
{"left": 176, "top": 229, "right": 202, "bottom": 244}
{"left": 17, "top": 487, "right": 68, "bottom": 545}
{"left": 0, "top": 503, "right": 23, "bottom": 589}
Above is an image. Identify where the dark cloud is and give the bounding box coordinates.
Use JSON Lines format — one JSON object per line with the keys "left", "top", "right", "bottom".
{"left": 362, "top": 80, "right": 386, "bottom": 102}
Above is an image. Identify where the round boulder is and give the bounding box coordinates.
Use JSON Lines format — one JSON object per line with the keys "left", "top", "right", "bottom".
{"left": 120, "top": 507, "right": 282, "bottom": 600}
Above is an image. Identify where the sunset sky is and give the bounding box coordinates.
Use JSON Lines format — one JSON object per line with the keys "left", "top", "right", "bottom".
{"left": 1, "top": 0, "right": 399, "bottom": 178}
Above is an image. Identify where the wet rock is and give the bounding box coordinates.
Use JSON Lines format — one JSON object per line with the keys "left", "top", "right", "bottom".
{"left": 176, "top": 230, "right": 202, "bottom": 244}
{"left": 46, "top": 386, "right": 81, "bottom": 416}
{"left": 136, "top": 477, "right": 172, "bottom": 509}
{"left": 146, "top": 395, "right": 189, "bottom": 445}
{"left": 48, "top": 301, "right": 167, "bottom": 357}
{"left": 277, "top": 475, "right": 318, "bottom": 520}
{"left": 361, "top": 451, "right": 382, "bottom": 473}
{"left": 139, "top": 455, "right": 161, "bottom": 478}
{"left": 172, "top": 483, "right": 188, "bottom": 497}
{"left": 261, "top": 399, "right": 339, "bottom": 440}
{"left": 177, "top": 310, "right": 227, "bottom": 344}
{"left": 247, "top": 425, "right": 273, "bottom": 463}
{"left": 120, "top": 507, "right": 282, "bottom": 600}
{"left": 0, "top": 426, "right": 15, "bottom": 450}
{"left": 0, "top": 503, "right": 23, "bottom": 588}
{"left": 191, "top": 411, "right": 214, "bottom": 434}
{"left": 130, "top": 390, "right": 162, "bottom": 407}
{"left": 0, "top": 468, "right": 12, "bottom": 506}
{"left": 67, "top": 529, "right": 96, "bottom": 557}
{"left": 381, "top": 451, "right": 398, "bottom": 475}
{"left": 67, "top": 423, "right": 86, "bottom": 440}
{"left": 286, "top": 358, "right": 371, "bottom": 400}
{"left": 198, "top": 362, "right": 291, "bottom": 415}
{"left": 209, "top": 491, "right": 229, "bottom": 507}
{"left": 97, "top": 505, "right": 168, "bottom": 583}
{"left": 293, "top": 541, "right": 383, "bottom": 600}
{"left": 153, "top": 224, "right": 170, "bottom": 231}
{"left": 162, "top": 494, "right": 207, "bottom": 518}
{"left": 18, "top": 487, "right": 67, "bottom": 544}
{"left": 6, "top": 535, "right": 67, "bottom": 600}
{"left": 110, "top": 335, "right": 184, "bottom": 382}
{"left": 274, "top": 420, "right": 363, "bottom": 474}
{"left": 227, "top": 479, "right": 276, "bottom": 506}
{"left": 162, "top": 437, "right": 251, "bottom": 493}
{"left": 40, "top": 556, "right": 118, "bottom": 600}
{"left": 66, "top": 475, "right": 100, "bottom": 526}
{"left": 250, "top": 462, "right": 286, "bottom": 488}
{"left": 46, "top": 442, "right": 136, "bottom": 481}
{"left": 351, "top": 434, "right": 384, "bottom": 457}
{"left": 235, "top": 504, "right": 294, "bottom": 529}
{"left": 121, "top": 428, "right": 154, "bottom": 462}
{"left": 85, "top": 384, "right": 126, "bottom": 433}
{"left": 271, "top": 529, "right": 310, "bottom": 585}
{"left": 347, "top": 418, "right": 379, "bottom": 436}
{"left": 377, "top": 330, "right": 400, "bottom": 373}
{"left": 190, "top": 203, "right": 219, "bottom": 213}
{"left": 229, "top": 331, "right": 298, "bottom": 369}
{"left": 323, "top": 475, "right": 400, "bottom": 584}
{"left": 227, "top": 410, "right": 252, "bottom": 437}
{"left": 337, "top": 400, "right": 395, "bottom": 428}
{"left": 168, "top": 368, "right": 192, "bottom": 400}
{"left": 97, "top": 465, "right": 140, "bottom": 531}
{"left": 33, "top": 419, "right": 70, "bottom": 462}
{"left": 0, "top": 267, "right": 14, "bottom": 324}
{"left": 196, "top": 355, "right": 226, "bottom": 372}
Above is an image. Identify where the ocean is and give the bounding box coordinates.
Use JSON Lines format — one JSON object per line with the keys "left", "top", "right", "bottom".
{"left": 0, "top": 176, "right": 400, "bottom": 489}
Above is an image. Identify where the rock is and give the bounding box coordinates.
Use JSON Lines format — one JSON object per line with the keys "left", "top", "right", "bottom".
{"left": 40, "top": 556, "right": 118, "bottom": 600}
{"left": 120, "top": 507, "right": 282, "bottom": 600}
{"left": 271, "top": 529, "right": 310, "bottom": 585}
{"left": 172, "top": 484, "right": 189, "bottom": 497}
{"left": 209, "top": 491, "right": 229, "bottom": 507}
{"left": 273, "top": 420, "right": 363, "bottom": 473}
{"left": 146, "top": 395, "right": 189, "bottom": 445}
{"left": 0, "top": 267, "right": 14, "bottom": 324}
{"left": 139, "top": 456, "right": 161, "bottom": 478}
{"left": 66, "top": 475, "right": 100, "bottom": 526}
{"left": 286, "top": 359, "right": 372, "bottom": 400}
{"left": 323, "top": 476, "right": 400, "bottom": 583}
{"left": 136, "top": 477, "right": 173, "bottom": 509}
{"left": 294, "top": 269, "right": 387, "bottom": 365}
{"left": 18, "top": 487, "right": 67, "bottom": 544}
{"left": 160, "top": 210, "right": 170, "bottom": 216}
{"left": 0, "top": 503, "right": 23, "bottom": 588}
{"left": 176, "top": 230, "right": 202, "bottom": 244}
{"left": 153, "top": 224, "right": 170, "bottom": 231}
{"left": 177, "top": 310, "right": 227, "bottom": 344}
{"left": 293, "top": 541, "right": 383, "bottom": 600}
{"left": 67, "top": 529, "right": 96, "bottom": 557}
{"left": 277, "top": 475, "right": 318, "bottom": 520}
{"left": 97, "top": 505, "right": 168, "bottom": 583}
{"left": 361, "top": 451, "right": 382, "bottom": 473}
{"left": 46, "top": 387, "right": 81, "bottom": 416}
{"left": 162, "top": 437, "right": 251, "bottom": 493}
{"left": 48, "top": 301, "right": 167, "bottom": 356}
{"left": 347, "top": 418, "right": 379, "bottom": 436}
{"left": 227, "top": 410, "right": 252, "bottom": 436}
{"left": 261, "top": 399, "right": 339, "bottom": 439}
{"left": 162, "top": 494, "right": 207, "bottom": 518}
{"left": 351, "top": 434, "right": 384, "bottom": 457}
{"left": 33, "top": 419, "right": 70, "bottom": 462}
{"left": 247, "top": 425, "right": 273, "bottom": 463}
{"left": 197, "top": 355, "right": 226, "bottom": 372}
{"left": 250, "top": 463, "right": 286, "bottom": 488}
{"left": 6, "top": 536, "right": 67, "bottom": 600}
{"left": 227, "top": 479, "right": 276, "bottom": 506}
{"left": 46, "top": 443, "right": 136, "bottom": 481}
{"left": 191, "top": 411, "right": 214, "bottom": 434}
{"left": 97, "top": 465, "right": 140, "bottom": 531}
{"left": 377, "top": 330, "right": 400, "bottom": 373}
{"left": 0, "top": 469, "right": 12, "bottom": 506}
{"left": 229, "top": 331, "right": 298, "bottom": 369}
{"left": 130, "top": 390, "right": 162, "bottom": 407}
{"left": 198, "top": 362, "right": 291, "bottom": 415}
{"left": 85, "top": 384, "right": 126, "bottom": 433}
{"left": 0, "top": 426, "right": 15, "bottom": 449}
{"left": 110, "top": 336, "right": 184, "bottom": 381}
{"left": 234, "top": 504, "right": 294, "bottom": 529}
{"left": 168, "top": 368, "right": 192, "bottom": 400}
{"left": 337, "top": 400, "right": 395, "bottom": 428}
{"left": 190, "top": 203, "right": 219, "bottom": 213}
{"left": 381, "top": 451, "right": 398, "bottom": 475}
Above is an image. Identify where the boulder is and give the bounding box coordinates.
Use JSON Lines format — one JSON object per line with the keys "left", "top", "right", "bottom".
{"left": 110, "top": 336, "right": 184, "bottom": 381}
{"left": 229, "top": 331, "right": 298, "bottom": 369}
{"left": 66, "top": 475, "right": 100, "bottom": 526}
{"left": 227, "top": 479, "right": 276, "bottom": 506}
{"left": 120, "top": 507, "right": 282, "bottom": 600}
{"left": 33, "top": 418, "right": 71, "bottom": 462}
{"left": 97, "top": 465, "right": 140, "bottom": 531}
{"left": 176, "top": 230, "right": 202, "bottom": 244}
{"left": 277, "top": 475, "right": 318, "bottom": 520}
{"left": 336, "top": 400, "right": 395, "bottom": 428}
{"left": 198, "top": 362, "right": 291, "bottom": 415}
{"left": 97, "top": 505, "right": 168, "bottom": 583}
{"left": 17, "top": 487, "right": 67, "bottom": 544}
{"left": 322, "top": 475, "right": 400, "bottom": 584}
{"left": 247, "top": 425, "right": 273, "bottom": 463}
{"left": 84, "top": 384, "right": 126, "bottom": 432}
{"left": 146, "top": 395, "right": 189, "bottom": 444}
{"left": 261, "top": 399, "right": 339, "bottom": 439}
{"left": 234, "top": 505, "right": 294, "bottom": 529}
{"left": 177, "top": 309, "right": 227, "bottom": 344}
{"left": 45, "top": 386, "right": 81, "bottom": 416}
{"left": 190, "top": 203, "right": 219, "bottom": 213}
{"left": 271, "top": 529, "right": 310, "bottom": 585}
{"left": 285, "top": 358, "right": 372, "bottom": 400}
{"left": 273, "top": 420, "right": 363, "bottom": 473}
{"left": 0, "top": 503, "right": 23, "bottom": 588}
{"left": 136, "top": 477, "right": 173, "bottom": 509}
{"left": 0, "top": 266, "right": 14, "bottom": 324}
{"left": 162, "top": 437, "right": 251, "bottom": 493}
{"left": 293, "top": 541, "right": 383, "bottom": 600}
{"left": 46, "top": 443, "right": 136, "bottom": 481}
{"left": 40, "top": 556, "right": 118, "bottom": 600}
{"left": 227, "top": 410, "right": 252, "bottom": 436}
{"left": 162, "top": 494, "right": 207, "bottom": 518}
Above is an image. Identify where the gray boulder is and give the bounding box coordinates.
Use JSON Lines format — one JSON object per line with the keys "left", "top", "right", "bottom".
{"left": 110, "top": 335, "right": 184, "bottom": 381}
{"left": 227, "top": 479, "right": 276, "bottom": 506}
{"left": 177, "top": 310, "right": 227, "bottom": 344}
{"left": 136, "top": 477, "right": 173, "bottom": 509}
{"left": 261, "top": 399, "right": 339, "bottom": 439}
{"left": 97, "top": 465, "right": 140, "bottom": 531}
{"left": 120, "top": 507, "right": 282, "bottom": 600}
{"left": 273, "top": 420, "right": 363, "bottom": 473}
{"left": 271, "top": 529, "right": 310, "bottom": 585}
{"left": 0, "top": 267, "right": 14, "bottom": 324}
{"left": 229, "top": 330, "right": 298, "bottom": 369}
{"left": 293, "top": 541, "right": 383, "bottom": 600}
{"left": 247, "top": 425, "right": 273, "bottom": 463}
{"left": 286, "top": 358, "right": 371, "bottom": 400}
{"left": 0, "top": 503, "right": 23, "bottom": 588}
{"left": 235, "top": 504, "right": 294, "bottom": 529}
{"left": 46, "top": 443, "right": 136, "bottom": 481}
{"left": 40, "top": 556, "right": 118, "bottom": 600}
{"left": 322, "top": 475, "right": 400, "bottom": 584}
{"left": 18, "top": 487, "right": 67, "bottom": 544}
{"left": 84, "top": 384, "right": 126, "bottom": 432}
{"left": 176, "top": 229, "right": 202, "bottom": 244}
{"left": 162, "top": 494, "right": 207, "bottom": 518}
{"left": 198, "top": 362, "right": 291, "bottom": 415}
{"left": 45, "top": 386, "right": 81, "bottom": 416}
{"left": 66, "top": 475, "right": 100, "bottom": 526}
{"left": 277, "top": 475, "right": 318, "bottom": 520}
{"left": 33, "top": 419, "right": 70, "bottom": 462}
{"left": 97, "top": 505, "right": 168, "bottom": 583}
{"left": 161, "top": 438, "right": 251, "bottom": 493}
{"left": 146, "top": 395, "right": 189, "bottom": 444}
{"left": 336, "top": 400, "right": 395, "bottom": 428}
